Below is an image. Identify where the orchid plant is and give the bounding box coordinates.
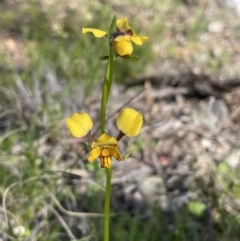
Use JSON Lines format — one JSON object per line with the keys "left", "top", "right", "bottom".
{"left": 66, "top": 16, "right": 148, "bottom": 241}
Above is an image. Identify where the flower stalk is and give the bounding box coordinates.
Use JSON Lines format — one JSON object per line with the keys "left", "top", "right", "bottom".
{"left": 100, "top": 47, "right": 115, "bottom": 133}
{"left": 101, "top": 16, "right": 116, "bottom": 241}
{"left": 104, "top": 167, "right": 112, "bottom": 241}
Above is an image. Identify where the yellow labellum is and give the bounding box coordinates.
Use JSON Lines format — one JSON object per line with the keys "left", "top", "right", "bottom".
{"left": 88, "top": 146, "right": 101, "bottom": 162}
{"left": 111, "top": 35, "right": 133, "bottom": 57}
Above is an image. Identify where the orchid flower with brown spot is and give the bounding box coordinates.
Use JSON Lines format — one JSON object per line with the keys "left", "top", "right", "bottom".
{"left": 82, "top": 18, "right": 148, "bottom": 59}
{"left": 66, "top": 108, "right": 143, "bottom": 168}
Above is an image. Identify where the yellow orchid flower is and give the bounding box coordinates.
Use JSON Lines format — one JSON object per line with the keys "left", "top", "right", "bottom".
{"left": 82, "top": 17, "right": 148, "bottom": 58}
{"left": 66, "top": 108, "right": 143, "bottom": 168}
{"left": 88, "top": 133, "right": 122, "bottom": 168}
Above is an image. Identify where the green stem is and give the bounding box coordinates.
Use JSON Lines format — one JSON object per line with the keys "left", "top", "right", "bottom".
{"left": 104, "top": 168, "right": 112, "bottom": 241}
{"left": 100, "top": 15, "right": 116, "bottom": 241}
{"left": 101, "top": 46, "right": 114, "bottom": 241}
{"left": 100, "top": 50, "right": 114, "bottom": 133}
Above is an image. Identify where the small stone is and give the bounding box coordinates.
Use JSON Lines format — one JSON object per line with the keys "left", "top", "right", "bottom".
{"left": 208, "top": 21, "right": 224, "bottom": 33}
{"left": 226, "top": 150, "right": 240, "bottom": 168}
{"left": 12, "top": 226, "right": 25, "bottom": 237}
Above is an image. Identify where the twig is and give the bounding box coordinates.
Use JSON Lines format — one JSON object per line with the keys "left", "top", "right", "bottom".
{"left": 48, "top": 205, "right": 76, "bottom": 240}
{"left": 49, "top": 192, "right": 104, "bottom": 218}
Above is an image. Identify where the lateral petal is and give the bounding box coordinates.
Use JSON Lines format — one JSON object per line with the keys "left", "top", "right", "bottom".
{"left": 117, "top": 108, "right": 143, "bottom": 137}
{"left": 66, "top": 113, "right": 93, "bottom": 138}
{"left": 131, "top": 35, "right": 149, "bottom": 45}
{"left": 82, "top": 28, "right": 107, "bottom": 37}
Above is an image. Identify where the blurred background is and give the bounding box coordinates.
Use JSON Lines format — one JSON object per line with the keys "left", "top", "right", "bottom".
{"left": 1, "top": 0, "right": 240, "bottom": 240}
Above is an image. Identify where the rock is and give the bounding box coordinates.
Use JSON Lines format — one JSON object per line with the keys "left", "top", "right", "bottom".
{"left": 208, "top": 21, "right": 224, "bottom": 33}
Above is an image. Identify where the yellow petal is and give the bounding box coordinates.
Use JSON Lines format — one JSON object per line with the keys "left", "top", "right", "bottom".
{"left": 131, "top": 35, "right": 149, "bottom": 45}
{"left": 88, "top": 146, "right": 101, "bottom": 162}
{"left": 82, "top": 28, "right": 107, "bottom": 37}
{"left": 117, "top": 108, "right": 143, "bottom": 137}
{"left": 111, "top": 35, "right": 133, "bottom": 56}
{"left": 100, "top": 156, "right": 112, "bottom": 168}
{"left": 66, "top": 113, "right": 93, "bottom": 138}
{"left": 91, "top": 133, "right": 118, "bottom": 148}
{"left": 109, "top": 146, "right": 122, "bottom": 161}
{"left": 101, "top": 147, "right": 110, "bottom": 157}
{"left": 116, "top": 18, "right": 131, "bottom": 32}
